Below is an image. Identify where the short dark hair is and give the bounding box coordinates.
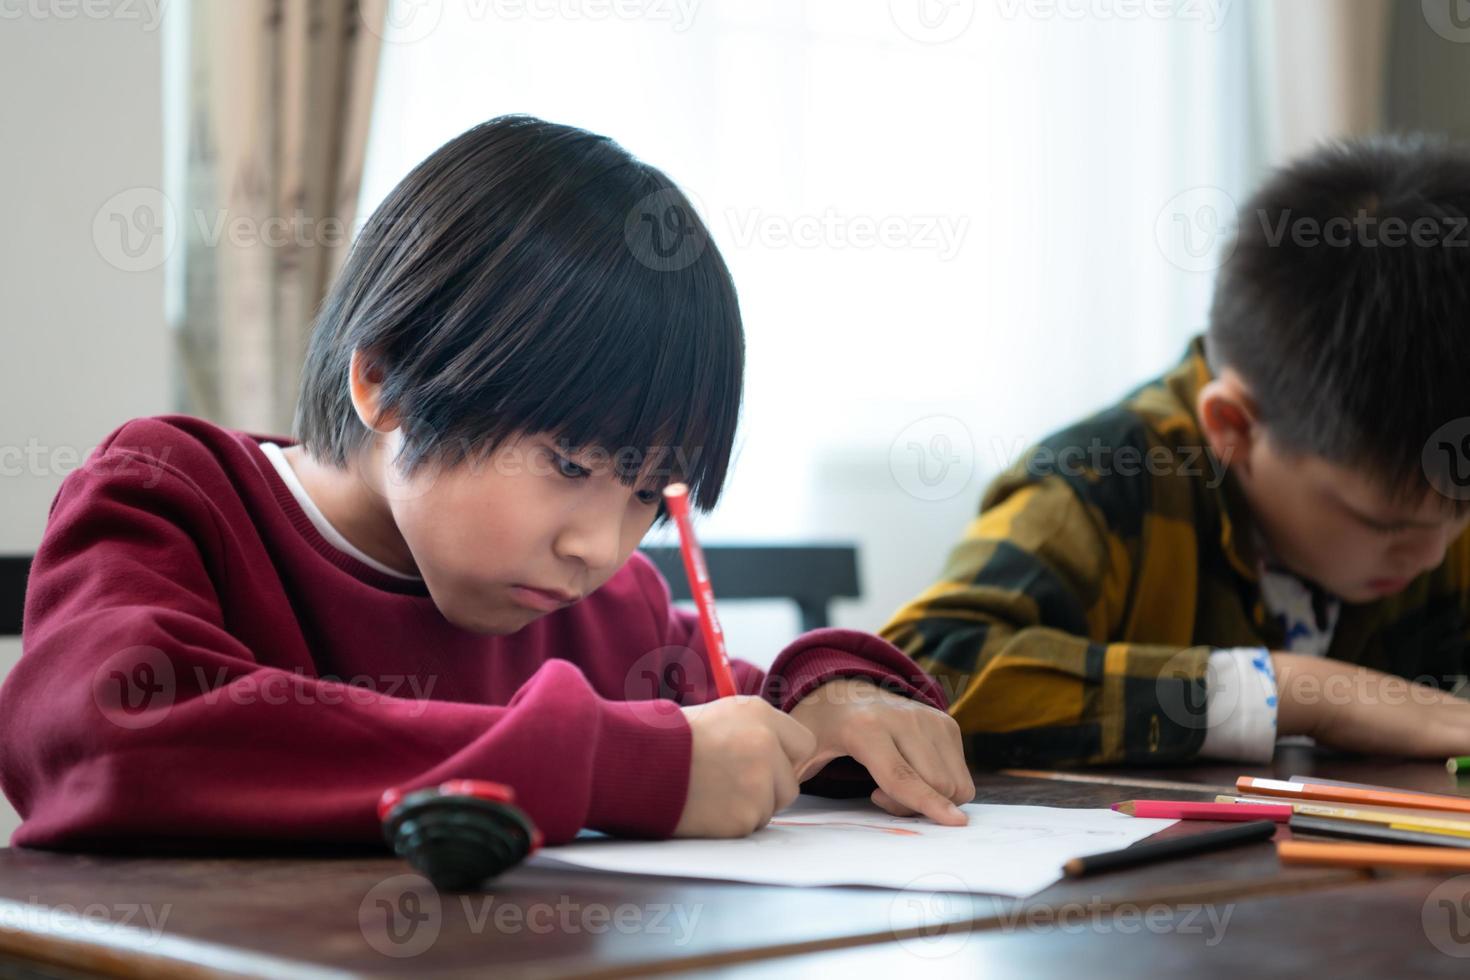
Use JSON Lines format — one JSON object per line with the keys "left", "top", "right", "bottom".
{"left": 294, "top": 114, "right": 743, "bottom": 511}
{"left": 1207, "top": 133, "right": 1470, "bottom": 506}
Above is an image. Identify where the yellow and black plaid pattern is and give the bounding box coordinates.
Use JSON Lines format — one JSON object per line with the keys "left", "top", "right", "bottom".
{"left": 881, "top": 337, "right": 1470, "bottom": 766}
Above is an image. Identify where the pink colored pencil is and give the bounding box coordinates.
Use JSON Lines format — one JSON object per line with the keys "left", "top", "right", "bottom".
{"left": 662, "top": 483, "right": 737, "bottom": 698}
{"left": 1113, "top": 800, "right": 1294, "bottom": 822}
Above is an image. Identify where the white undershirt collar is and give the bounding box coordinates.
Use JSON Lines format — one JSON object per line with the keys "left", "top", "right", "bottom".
{"left": 258, "top": 441, "right": 422, "bottom": 581}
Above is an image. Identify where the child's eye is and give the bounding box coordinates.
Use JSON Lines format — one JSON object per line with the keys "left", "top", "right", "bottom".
{"left": 554, "top": 454, "right": 590, "bottom": 479}
{"left": 635, "top": 488, "right": 661, "bottom": 506}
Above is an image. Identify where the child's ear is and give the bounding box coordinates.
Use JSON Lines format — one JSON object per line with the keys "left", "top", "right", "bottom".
{"left": 1196, "top": 373, "right": 1258, "bottom": 476}
{"left": 348, "top": 349, "right": 402, "bottom": 434}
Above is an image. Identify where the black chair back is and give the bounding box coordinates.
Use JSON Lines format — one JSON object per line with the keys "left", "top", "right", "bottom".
{"left": 0, "top": 556, "right": 29, "bottom": 637}
{"left": 639, "top": 544, "right": 860, "bottom": 634}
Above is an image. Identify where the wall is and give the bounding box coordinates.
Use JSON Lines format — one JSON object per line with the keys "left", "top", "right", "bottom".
{"left": 0, "top": 4, "right": 170, "bottom": 844}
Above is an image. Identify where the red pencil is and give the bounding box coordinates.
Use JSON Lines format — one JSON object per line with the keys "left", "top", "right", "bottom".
{"left": 1113, "top": 800, "right": 1294, "bottom": 822}
{"left": 662, "top": 483, "right": 738, "bottom": 698}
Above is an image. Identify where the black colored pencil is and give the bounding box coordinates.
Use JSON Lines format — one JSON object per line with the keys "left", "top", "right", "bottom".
{"left": 1063, "top": 819, "right": 1277, "bottom": 877}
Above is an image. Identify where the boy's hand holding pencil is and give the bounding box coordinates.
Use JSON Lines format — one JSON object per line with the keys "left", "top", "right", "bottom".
{"left": 673, "top": 697, "right": 817, "bottom": 837}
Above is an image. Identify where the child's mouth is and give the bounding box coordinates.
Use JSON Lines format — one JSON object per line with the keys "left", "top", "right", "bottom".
{"left": 507, "top": 584, "right": 579, "bottom": 612}
{"left": 1366, "top": 577, "right": 1410, "bottom": 596}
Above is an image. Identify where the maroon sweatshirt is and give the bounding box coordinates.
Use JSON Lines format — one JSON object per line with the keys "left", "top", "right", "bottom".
{"left": 0, "top": 415, "right": 944, "bottom": 850}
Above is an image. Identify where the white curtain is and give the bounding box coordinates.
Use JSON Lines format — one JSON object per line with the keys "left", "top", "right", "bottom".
{"left": 359, "top": 0, "right": 1259, "bottom": 659}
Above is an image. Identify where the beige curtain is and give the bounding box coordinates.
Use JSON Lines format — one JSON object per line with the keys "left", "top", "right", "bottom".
{"left": 179, "top": 0, "right": 386, "bottom": 434}
{"left": 1253, "top": 0, "right": 1393, "bottom": 166}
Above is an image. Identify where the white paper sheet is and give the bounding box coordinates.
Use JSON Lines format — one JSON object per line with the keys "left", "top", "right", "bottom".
{"left": 529, "top": 795, "right": 1176, "bottom": 897}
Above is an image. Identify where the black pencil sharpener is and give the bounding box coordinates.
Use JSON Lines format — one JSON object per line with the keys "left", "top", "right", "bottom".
{"left": 378, "top": 779, "right": 543, "bottom": 891}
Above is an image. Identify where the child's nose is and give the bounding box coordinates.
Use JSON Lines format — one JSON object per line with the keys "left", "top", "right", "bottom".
{"left": 553, "top": 515, "right": 622, "bottom": 572}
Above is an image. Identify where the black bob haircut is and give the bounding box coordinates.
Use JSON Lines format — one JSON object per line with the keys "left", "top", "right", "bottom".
{"left": 1207, "top": 133, "right": 1470, "bottom": 508}
{"left": 294, "top": 115, "right": 743, "bottom": 512}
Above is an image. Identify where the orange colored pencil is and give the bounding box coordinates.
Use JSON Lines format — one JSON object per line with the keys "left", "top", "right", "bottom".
{"left": 1237, "top": 776, "right": 1470, "bottom": 816}
{"left": 1278, "top": 839, "right": 1470, "bottom": 871}
{"left": 662, "top": 483, "right": 738, "bottom": 698}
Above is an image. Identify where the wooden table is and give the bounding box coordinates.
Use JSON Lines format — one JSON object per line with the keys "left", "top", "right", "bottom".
{"left": 0, "top": 750, "right": 1464, "bottom": 978}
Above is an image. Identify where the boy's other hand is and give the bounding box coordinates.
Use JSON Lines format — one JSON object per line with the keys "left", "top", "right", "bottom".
{"left": 1273, "top": 652, "right": 1470, "bottom": 758}
{"left": 673, "top": 696, "right": 816, "bottom": 838}
{"left": 789, "top": 677, "right": 975, "bottom": 826}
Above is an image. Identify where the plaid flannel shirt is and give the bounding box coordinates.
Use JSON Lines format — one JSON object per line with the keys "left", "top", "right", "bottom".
{"left": 880, "top": 336, "right": 1470, "bottom": 766}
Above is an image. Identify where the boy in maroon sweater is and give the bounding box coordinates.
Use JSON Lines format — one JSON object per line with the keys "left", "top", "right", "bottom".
{"left": 0, "top": 116, "right": 971, "bottom": 850}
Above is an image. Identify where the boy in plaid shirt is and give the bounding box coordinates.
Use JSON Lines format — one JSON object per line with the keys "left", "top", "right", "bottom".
{"left": 884, "top": 136, "right": 1470, "bottom": 766}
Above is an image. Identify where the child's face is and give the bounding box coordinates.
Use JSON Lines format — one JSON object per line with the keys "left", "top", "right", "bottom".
{"left": 1240, "top": 440, "right": 1470, "bottom": 603}
{"left": 369, "top": 427, "right": 666, "bottom": 634}
{"left": 340, "top": 351, "right": 669, "bottom": 634}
